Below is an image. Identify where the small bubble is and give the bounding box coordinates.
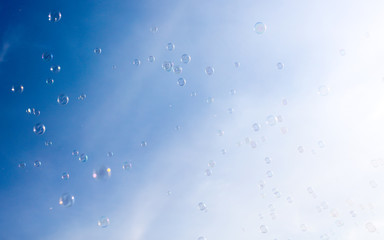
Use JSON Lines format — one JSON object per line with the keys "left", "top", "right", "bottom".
{"left": 300, "top": 224, "right": 307, "bottom": 232}
{"left": 206, "top": 97, "right": 214, "bottom": 104}
{"left": 44, "top": 141, "right": 52, "bottom": 146}
{"left": 166, "top": 42, "right": 175, "bottom": 51}
{"left": 320, "top": 234, "right": 330, "bottom": 240}
{"left": 228, "top": 108, "right": 234, "bottom": 114}
{"left": 190, "top": 91, "right": 197, "bottom": 97}
{"left": 318, "top": 85, "right": 329, "bottom": 96}
{"left": 59, "top": 193, "right": 74, "bottom": 207}
{"left": 93, "top": 48, "right": 102, "bottom": 54}
{"left": 350, "top": 210, "right": 356, "bottom": 217}
{"left": 50, "top": 65, "right": 61, "bottom": 73}
{"left": 77, "top": 93, "right": 86, "bottom": 100}
{"left": 11, "top": 85, "right": 24, "bottom": 93}
{"left": 272, "top": 188, "right": 281, "bottom": 198}
{"left": 254, "top": 22, "right": 266, "bottom": 34}
{"left": 276, "top": 115, "right": 283, "bottom": 123}
{"left": 266, "top": 170, "right": 273, "bottom": 178}
{"left": 252, "top": 123, "right": 261, "bottom": 132}
{"left": 98, "top": 216, "right": 110, "bottom": 228}
{"left": 33, "top": 123, "right": 46, "bottom": 135}
{"left": 276, "top": 62, "right": 284, "bottom": 70}
{"left": 18, "top": 162, "right": 26, "bottom": 168}
{"left": 208, "top": 161, "right": 216, "bottom": 168}
{"left": 197, "top": 237, "right": 207, "bottom": 240}
{"left": 48, "top": 11, "right": 61, "bottom": 22}
{"left": 297, "top": 146, "right": 304, "bottom": 153}
{"left": 234, "top": 62, "right": 240, "bottom": 68}
{"left": 42, "top": 52, "right": 53, "bottom": 62}
{"left": 141, "top": 141, "right": 147, "bottom": 147}
{"left": 181, "top": 54, "right": 191, "bottom": 64}
{"left": 173, "top": 65, "right": 182, "bottom": 74}
{"left": 366, "top": 222, "right": 376, "bottom": 232}
{"left": 339, "top": 49, "right": 346, "bottom": 56}
{"left": 92, "top": 166, "right": 111, "bottom": 180}
{"left": 286, "top": 196, "right": 293, "bottom": 203}
{"left": 204, "top": 169, "right": 212, "bottom": 176}
{"left": 147, "top": 56, "right": 156, "bottom": 62}
{"left": 132, "top": 58, "right": 141, "bottom": 66}
{"left": 217, "top": 130, "right": 224, "bottom": 136}
{"left": 175, "top": 125, "right": 181, "bottom": 131}
{"left": 57, "top": 94, "right": 69, "bottom": 105}
{"left": 149, "top": 26, "right": 159, "bottom": 33}
{"left": 229, "top": 89, "right": 236, "bottom": 95}
{"left": 221, "top": 149, "right": 227, "bottom": 155}
{"left": 318, "top": 141, "right": 325, "bottom": 148}
{"left": 369, "top": 180, "right": 378, "bottom": 188}
{"left": 266, "top": 115, "right": 277, "bottom": 126}
{"left": 259, "top": 225, "right": 268, "bottom": 233}
{"left": 258, "top": 180, "right": 265, "bottom": 190}
{"left": 61, "top": 172, "right": 69, "bottom": 180}
{"left": 198, "top": 202, "right": 208, "bottom": 212}
{"left": 107, "top": 152, "right": 114, "bottom": 157}
{"left": 79, "top": 153, "right": 88, "bottom": 163}
{"left": 162, "top": 61, "right": 174, "bottom": 72}
{"left": 72, "top": 150, "right": 79, "bottom": 156}
{"left": 264, "top": 157, "right": 271, "bottom": 164}
{"left": 282, "top": 98, "right": 288, "bottom": 105}
{"left": 177, "top": 77, "right": 186, "bottom": 86}
{"left": 46, "top": 78, "right": 54, "bottom": 85}
{"left": 122, "top": 161, "right": 132, "bottom": 170}
{"left": 205, "top": 66, "right": 214, "bottom": 76}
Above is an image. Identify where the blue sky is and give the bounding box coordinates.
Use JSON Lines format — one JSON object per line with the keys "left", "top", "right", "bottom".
{"left": 2, "top": 0, "right": 384, "bottom": 239}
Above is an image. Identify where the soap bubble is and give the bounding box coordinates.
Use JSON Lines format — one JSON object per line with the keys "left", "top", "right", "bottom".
{"left": 206, "top": 97, "right": 214, "bottom": 104}
{"left": 259, "top": 225, "right": 268, "bottom": 233}
{"left": 208, "top": 160, "right": 216, "bottom": 168}
{"left": 46, "top": 78, "right": 54, "bottom": 85}
{"left": 79, "top": 153, "right": 88, "bottom": 163}
{"left": 149, "top": 26, "right": 159, "bottom": 33}
{"left": 147, "top": 56, "right": 155, "bottom": 62}
{"left": 217, "top": 130, "right": 224, "bottom": 136}
{"left": 59, "top": 193, "right": 75, "bottom": 207}
{"left": 254, "top": 22, "right": 266, "bottom": 34}
{"left": 173, "top": 65, "right": 182, "bottom": 74}
{"left": 366, "top": 222, "right": 376, "bottom": 232}
{"left": 166, "top": 42, "right": 175, "bottom": 51}
{"left": 264, "top": 157, "right": 271, "bottom": 164}
{"left": 72, "top": 150, "right": 79, "bottom": 156}
{"left": 181, "top": 54, "right": 191, "bottom": 64}
{"left": 190, "top": 91, "right": 197, "bottom": 97}
{"left": 234, "top": 62, "right": 240, "bottom": 68}
{"left": 204, "top": 169, "right": 212, "bottom": 176}
{"left": 44, "top": 141, "right": 52, "bottom": 146}
{"left": 297, "top": 146, "right": 304, "bottom": 153}
{"left": 230, "top": 89, "right": 236, "bottom": 95}
{"left": 282, "top": 98, "right": 288, "bottom": 105}
{"left": 266, "top": 170, "right": 273, "bottom": 178}
{"left": 276, "top": 62, "right": 284, "bottom": 70}
{"left": 265, "top": 115, "right": 277, "bottom": 126}
{"left": 198, "top": 202, "right": 208, "bottom": 212}
{"left": 26, "top": 108, "right": 33, "bottom": 115}
{"left": 318, "top": 141, "right": 325, "bottom": 148}
{"left": 33, "top": 123, "right": 46, "bottom": 135}
{"left": 175, "top": 125, "right": 181, "bottom": 131}
{"left": 11, "top": 85, "right": 24, "bottom": 93}
{"left": 92, "top": 166, "right": 111, "bottom": 180}
{"left": 339, "top": 49, "right": 346, "bottom": 56}
{"left": 18, "top": 162, "right": 26, "bottom": 168}
{"left": 107, "top": 152, "right": 114, "bottom": 157}
{"left": 228, "top": 108, "right": 234, "bottom": 114}
{"left": 77, "top": 93, "right": 86, "bottom": 100}
{"left": 177, "top": 78, "right": 186, "bottom": 86}
{"left": 42, "top": 52, "right": 53, "bottom": 62}
{"left": 48, "top": 11, "right": 61, "bottom": 22}
{"left": 318, "top": 85, "right": 329, "bottom": 96}
{"left": 205, "top": 66, "right": 214, "bottom": 76}
{"left": 122, "top": 161, "right": 132, "bottom": 170}
{"left": 93, "top": 48, "right": 102, "bottom": 54}
{"left": 98, "top": 216, "right": 110, "bottom": 228}
{"left": 132, "top": 58, "right": 141, "bottom": 66}
{"left": 50, "top": 65, "right": 61, "bottom": 73}
{"left": 141, "top": 141, "right": 147, "bottom": 147}
{"left": 57, "top": 94, "right": 69, "bottom": 105}
{"left": 162, "top": 61, "right": 174, "bottom": 72}
{"left": 61, "top": 172, "right": 69, "bottom": 180}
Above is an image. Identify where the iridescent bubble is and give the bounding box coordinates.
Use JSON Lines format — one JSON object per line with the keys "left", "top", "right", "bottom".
{"left": 77, "top": 93, "right": 86, "bottom": 100}
{"left": 297, "top": 146, "right": 304, "bottom": 153}
{"left": 57, "top": 94, "right": 69, "bottom": 105}
{"left": 181, "top": 54, "right": 191, "bottom": 64}
{"left": 254, "top": 22, "right": 266, "bottom": 34}
{"left": 42, "top": 52, "right": 53, "bottom": 62}
{"left": 107, "top": 152, "right": 114, "bottom": 157}
{"left": 141, "top": 141, "right": 147, "bottom": 147}
{"left": 44, "top": 141, "right": 52, "bottom": 146}
{"left": 93, "top": 48, "right": 102, "bottom": 54}
{"left": 50, "top": 65, "right": 61, "bottom": 73}
{"left": 61, "top": 172, "right": 69, "bottom": 180}
{"left": 98, "top": 216, "right": 110, "bottom": 228}
{"left": 48, "top": 11, "right": 61, "bottom": 22}
{"left": 230, "top": 89, "right": 236, "bottom": 95}
{"left": 205, "top": 66, "right": 214, "bottom": 76}
{"left": 46, "top": 78, "right": 54, "bottom": 85}
{"left": 33, "top": 123, "right": 46, "bottom": 135}
{"left": 11, "top": 85, "right": 24, "bottom": 93}
{"left": 208, "top": 161, "right": 216, "bottom": 168}
{"left": 318, "top": 85, "right": 329, "bottom": 96}
{"left": 265, "top": 115, "right": 277, "bottom": 126}
{"left": 72, "top": 150, "right": 79, "bottom": 156}
{"left": 132, "top": 58, "right": 141, "bottom": 66}
{"left": 198, "top": 202, "right": 208, "bottom": 212}
{"left": 92, "top": 166, "right": 111, "bottom": 180}
{"left": 276, "top": 62, "right": 284, "bottom": 70}
{"left": 259, "top": 225, "right": 268, "bottom": 233}
{"left": 206, "top": 97, "right": 214, "bottom": 104}
{"left": 204, "top": 169, "right": 212, "bottom": 176}
{"left": 162, "top": 61, "right": 174, "bottom": 72}
{"left": 366, "top": 222, "right": 376, "bottom": 232}
{"left": 147, "top": 56, "right": 156, "bottom": 62}
{"left": 149, "top": 26, "right": 159, "bottom": 33}
{"left": 122, "top": 161, "right": 132, "bottom": 170}
{"left": 234, "top": 62, "right": 240, "bottom": 68}
{"left": 173, "top": 65, "right": 182, "bottom": 74}
{"left": 264, "top": 157, "right": 271, "bottom": 164}
{"left": 26, "top": 108, "right": 33, "bottom": 115}
{"left": 59, "top": 193, "right": 75, "bottom": 207}
{"left": 166, "top": 42, "right": 175, "bottom": 51}
{"left": 79, "top": 153, "right": 88, "bottom": 163}
{"left": 18, "top": 162, "right": 26, "bottom": 168}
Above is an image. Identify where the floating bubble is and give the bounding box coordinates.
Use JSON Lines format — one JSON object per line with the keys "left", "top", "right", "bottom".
{"left": 26, "top": 108, "right": 33, "bottom": 115}
{"left": 150, "top": 26, "right": 159, "bottom": 33}
{"left": 282, "top": 98, "right": 288, "bottom": 105}
{"left": 230, "top": 89, "right": 236, "bottom": 95}
{"left": 266, "top": 115, "right": 277, "bottom": 126}
{"left": 234, "top": 62, "right": 240, "bottom": 68}
{"left": 198, "top": 202, "right": 208, "bottom": 212}
{"left": 181, "top": 54, "right": 191, "bottom": 64}
{"left": 260, "top": 225, "right": 268, "bottom": 233}
{"left": 318, "top": 141, "right": 325, "bottom": 148}
{"left": 79, "top": 153, "right": 88, "bottom": 163}
{"left": 277, "top": 115, "right": 283, "bottom": 123}
{"left": 266, "top": 170, "right": 273, "bottom": 178}
{"left": 176, "top": 77, "right": 186, "bottom": 86}
{"left": 162, "top": 61, "right": 174, "bottom": 72}
{"left": 173, "top": 65, "right": 182, "bottom": 74}
{"left": 11, "top": 85, "right": 24, "bottom": 93}
{"left": 46, "top": 78, "right": 54, "bottom": 85}
{"left": 112, "top": 65, "right": 117, "bottom": 69}
{"left": 190, "top": 91, "right": 197, "bottom": 97}
{"left": 132, "top": 58, "right": 141, "bottom": 66}
{"left": 264, "top": 157, "right": 271, "bottom": 164}
{"left": 287, "top": 196, "right": 293, "bottom": 203}
{"left": 252, "top": 123, "right": 261, "bottom": 131}
{"left": 107, "top": 152, "right": 114, "bottom": 157}
{"left": 42, "top": 52, "right": 53, "bottom": 62}
{"left": 44, "top": 141, "right": 52, "bottom": 146}
{"left": 72, "top": 150, "right": 79, "bottom": 156}
{"left": 147, "top": 56, "right": 156, "bottom": 62}
{"left": 318, "top": 85, "right": 329, "bottom": 96}
{"left": 272, "top": 188, "right": 281, "bottom": 198}
{"left": 250, "top": 140, "right": 257, "bottom": 148}
{"left": 208, "top": 161, "right": 216, "bottom": 168}
{"left": 61, "top": 172, "right": 69, "bottom": 180}
{"left": 122, "top": 161, "right": 132, "bottom": 170}
{"left": 228, "top": 108, "right": 234, "bottom": 114}
{"left": 258, "top": 180, "right": 265, "bottom": 190}
{"left": 206, "top": 97, "right": 214, "bottom": 104}
{"left": 57, "top": 94, "right": 69, "bottom": 105}
{"left": 59, "top": 193, "right": 75, "bottom": 207}
{"left": 221, "top": 149, "right": 227, "bottom": 154}
{"left": 18, "top": 162, "right": 26, "bottom": 168}
{"left": 77, "top": 93, "right": 86, "bottom": 100}
{"left": 339, "top": 49, "right": 346, "bottom": 56}
{"left": 93, "top": 48, "right": 102, "bottom": 54}
{"left": 141, "top": 141, "right": 147, "bottom": 147}
{"left": 50, "top": 65, "right": 61, "bottom": 73}
{"left": 98, "top": 216, "right": 110, "bottom": 228}
{"left": 297, "top": 146, "right": 304, "bottom": 153}
{"left": 276, "top": 62, "right": 284, "bottom": 70}
{"left": 92, "top": 166, "right": 111, "bottom": 180}
{"left": 366, "top": 222, "right": 376, "bottom": 232}
{"left": 48, "top": 11, "right": 61, "bottom": 22}
{"left": 204, "top": 169, "right": 212, "bottom": 176}
{"left": 205, "top": 66, "right": 214, "bottom": 76}
{"left": 166, "top": 42, "right": 175, "bottom": 51}
{"left": 369, "top": 180, "right": 378, "bottom": 188}
{"left": 33, "top": 123, "right": 46, "bottom": 135}
{"left": 217, "top": 130, "right": 224, "bottom": 136}
{"left": 254, "top": 22, "right": 266, "bottom": 34}
{"left": 167, "top": 190, "right": 172, "bottom": 196}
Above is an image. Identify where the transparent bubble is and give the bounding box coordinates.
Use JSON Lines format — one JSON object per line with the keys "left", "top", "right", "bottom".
{"left": 79, "top": 153, "right": 88, "bottom": 163}
{"left": 276, "top": 115, "right": 283, "bottom": 123}
{"left": 26, "top": 108, "right": 33, "bottom": 115}
{"left": 252, "top": 123, "right": 261, "bottom": 131}
{"left": 264, "top": 157, "right": 271, "bottom": 164}
{"left": 297, "top": 146, "right": 304, "bottom": 153}
{"left": 287, "top": 196, "right": 293, "bottom": 203}
{"left": 150, "top": 26, "right": 159, "bottom": 33}
{"left": 107, "top": 152, "right": 114, "bottom": 157}
{"left": 92, "top": 166, "right": 111, "bottom": 180}
{"left": 228, "top": 108, "right": 234, "bottom": 114}
{"left": 208, "top": 161, "right": 216, "bottom": 168}
{"left": 18, "top": 162, "right": 26, "bottom": 168}
{"left": 33, "top": 123, "right": 46, "bottom": 135}
{"left": 175, "top": 125, "right": 181, "bottom": 131}
{"left": 112, "top": 65, "right": 117, "bottom": 69}
{"left": 77, "top": 93, "right": 86, "bottom": 100}
{"left": 266, "top": 170, "right": 273, "bottom": 178}
{"left": 205, "top": 66, "right": 214, "bottom": 76}
{"left": 282, "top": 98, "right": 288, "bottom": 105}
{"left": 234, "top": 62, "right": 240, "bottom": 68}
{"left": 260, "top": 225, "right": 268, "bottom": 233}
{"left": 59, "top": 193, "right": 75, "bottom": 207}
{"left": 48, "top": 11, "right": 61, "bottom": 22}
{"left": 141, "top": 141, "right": 147, "bottom": 147}
{"left": 258, "top": 180, "right": 265, "bottom": 190}
{"left": 181, "top": 54, "right": 191, "bottom": 64}
{"left": 147, "top": 56, "right": 156, "bottom": 62}
{"left": 93, "top": 48, "right": 102, "bottom": 54}
{"left": 206, "top": 97, "right": 214, "bottom": 104}
{"left": 198, "top": 202, "right": 208, "bottom": 212}
{"left": 166, "top": 42, "right": 175, "bottom": 51}
{"left": 318, "top": 141, "right": 325, "bottom": 148}
{"left": 254, "top": 22, "right": 266, "bottom": 34}
{"left": 57, "top": 94, "right": 69, "bottom": 105}
{"left": 173, "top": 65, "right": 182, "bottom": 74}
{"left": 72, "top": 150, "right": 79, "bottom": 156}
{"left": 276, "top": 62, "right": 284, "bottom": 70}
{"left": 272, "top": 188, "right": 281, "bottom": 198}
{"left": 221, "top": 149, "right": 227, "bottom": 155}
{"left": 217, "top": 130, "right": 224, "bottom": 136}
{"left": 98, "top": 216, "right": 110, "bottom": 228}
{"left": 318, "top": 85, "right": 329, "bottom": 96}
{"left": 42, "top": 52, "right": 53, "bottom": 62}
{"left": 366, "top": 222, "right": 376, "bottom": 232}
{"left": 339, "top": 49, "right": 346, "bottom": 56}
{"left": 46, "top": 78, "right": 54, "bottom": 85}
{"left": 61, "top": 172, "right": 69, "bottom": 180}
{"left": 122, "top": 161, "right": 132, "bottom": 170}
{"left": 204, "top": 169, "right": 212, "bottom": 176}
{"left": 266, "top": 115, "right": 277, "bottom": 126}
{"left": 44, "top": 141, "right": 52, "bottom": 146}
{"left": 50, "top": 65, "right": 61, "bottom": 73}
{"left": 162, "top": 61, "right": 174, "bottom": 72}
{"left": 132, "top": 58, "right": 141, "bottom": 66}
{"left": 230, "top": 89, "right": 236, "bottom": 95}
{"left": 190, "top": 91, "right": 197, "bottom": 97}
{"left": 250, "top": 140, "right": 257, "bottom": 148}
{"left": 11, "top": 85, "right": 24, "bottom": 93}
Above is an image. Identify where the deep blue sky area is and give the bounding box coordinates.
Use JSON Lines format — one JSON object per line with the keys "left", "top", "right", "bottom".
{"left": 2, "top": 0, "right": 384, "bottom": 239}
